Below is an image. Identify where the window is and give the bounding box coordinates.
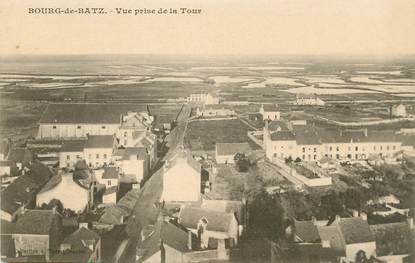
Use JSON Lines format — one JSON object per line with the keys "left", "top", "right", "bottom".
{"left": 355, "top": 154, "right": 358, "bottom": 159}
{"left": 67, "top": 155, "right": 70, "bottom": 160}
{"left": 96, "top": 154, "right": 99, "bottom": 159}
{"left": 53, "top": 126, "right": 57, "bottom": 129}
{"left": 302, "top": 155, "right": 306, "bottom": 160}
{"left": 274, "top": 153, "right": 277, "bottom": 157}
{"left": 108, "top": 180, "right": 111, "bottom": 186}
{"left": 302, "top": 147, "right": 306, "bottom": 153}
{"left": 314, "top": 148, "right": 317, "bottom": 153}
{"left": 313, "top": 155, "right": 317, "bottom": 160}
{"left": 77, "top": 126, "right": 81, "bottom": 129}
{"left": 329, "top": 146, "right": 332, "bottom": 151}
{"left": 336, "top": 146, "right": 339, "bottom": 152}
{"left": 76, "top": 155, "right": 80, "bottom": 159}
{"left": 103, "top": 154, "right": 107, "bottom": 159}
{"left": 336, "top": 154, "right": 340, "bottom": 159}
{"left": 124, "top": 131, "right": 127, "bottom": 137}
{"left": 308, "top": 154, "right": 311, "bottom": 160}
{"left": 102, "top": 126, "right": 106, "bottom": 129}
{"left": 355, "top": 146, "right": 358, "bottom": 151}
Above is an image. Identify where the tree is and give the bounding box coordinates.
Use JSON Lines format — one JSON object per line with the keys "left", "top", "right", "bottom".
{"left": 355, "top": 250, "right": 368, "bottom": 263}
{"left": 343, "top": 188, "right": 368, "bottom": 211}
{"left": 285, "top": 156, "right": 293, "bottom": 164}
{"left": 320, "top": 191, "right": 344, "bottom": 218}
{"left": 294, "top": 157, "right": 302, "bottom": 163}
{"left": 40, "top": 199, "right": 64, "bottom": 214}
{"left": 248, "top": 190, "right": 285, "bottom": 240}
{"left": 234, "top": 153, "right": 250, "bottom": 173}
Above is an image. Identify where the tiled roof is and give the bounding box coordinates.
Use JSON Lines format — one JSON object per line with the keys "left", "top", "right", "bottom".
{"left": 0, "top": 139, "right": 10, "bottom": 156}
{"left": 63, "top": 226, "right": 100, "bottom": 244}
{"left": 179, "top": 206, "right": 235, "bottom": 233}
{"left": 14, "top": 210, "right": 60, "bottom": 235}
{"left": 294, "top": 220, "right": 320, "bottom": 243}
{"left": 317, "top": 225, "right": 346, "bottom": 256}
{"left": 331, "top": 217, "right": 374, "bottom": 244}
{"left": 102, "top": 167, "right": 119, "bottom": 179}
{"left": 85, "top": 135, "right": 114, "bottom": 148}
{"left": 216, "top": 142, "right": 252, "bottom": 156}
{"left": 138, "top": 220, "right": 192, "bottom": 263}
{"left": 60, "top": 140, "right": 86, "bottom": 152}
{"left": 39, "top": 103, "right": 146, "bottom": 124}
{"left": 1, "top": 162, "right": 53, "bottom": 214}
{"left": 200, "top": 200, "right": 245, "bottom": 225}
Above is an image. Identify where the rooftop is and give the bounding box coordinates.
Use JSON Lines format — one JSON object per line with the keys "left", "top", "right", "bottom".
{"left": 39, "top": 103, "right": 146, "bottom": 124}
{"left": 14, "top": 209, "right": 60, "bottom": 235}
{"left": 179, "top": 206, "right": 235, "bottom": 233}
{"left": 113, "top": 147, "right": 148, "bottom": 161}
{"left": 102, "top": 167, "right": 119, "bottom": 179}
{"left": 330, "top": 217, "right": 374, "bottom": 245}
{"left": 7, "top": 147, "right": 33, "bottom": 164}
{"left": 85, "top": 135, "right": 114, "bottom": 149}
{"left": 370, "top": 222, "right": 414, "bottom": 256}
{"left": 262, "top": 104, "right": 279, "bottom": 112}
{"left": 60, "top": 140, "right": 86, "bottom": 152}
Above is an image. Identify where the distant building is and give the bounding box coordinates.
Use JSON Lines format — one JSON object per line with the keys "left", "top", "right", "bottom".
{"left": 264, "top": 120, "right": 403, "bottom": 162}
{"left": 196, "top": 106, "right": 236, "bottom": 117}
{"left": 36, "top": 103, "right": 150, "bottom": 139}
{"left": 160, "top": 151, "right": 201, "bottom": 202}
{"left": 59, "top": 140, "right": 86, "bottom": 168}
{"left": 36, "top": 173, "right": 89, "bottom": 212}
{"left": 295, "top": 93, "right": 325, "bottom": 106}
{"left": 116, "top": 111, "right": 154, "bottom": 147}
{"left": 259, "top": 104, "right": 280, "bottom": 120}
{"left": 12, "top": 209, "right": 63, "bottom": 261}
{"left": 215, "top": 142, "right": 252, "bottom": 164}
{"left": 391, "top": 104, "right": 407, "bottom": 117}
{"left": 187, "top": 93, "right": 219, "bottom": 105}
{"left": 51, "top": 223, "right": 101, "bottom": 263}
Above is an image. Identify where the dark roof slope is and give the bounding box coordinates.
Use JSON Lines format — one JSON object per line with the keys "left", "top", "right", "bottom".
{"left": 85, "top": 135, "right": 114, "bottom": 148}
{"left": 179, "top": 206, "right": 235, "bottom": 233}
{"left": 60, "top": 140, "right": 86, "bottom": 152}
{"left": 14, "top": 210, "right": 60, "bottom": 235}
{"left": 102, "top": 167, "right": 119, "bottom": 179}
{"left": 1, "top": 162, "right": 53, "bottom": 214}
{"left": 263, "top": 104, "right": 279, "bottom": 112}
{"left": 7, "top": 148, "right": 33, "bottom": 164}
{"left": 39, "top": 103, "right": 146, "bottom": 124}
{"left": 332, "top": 218, "right": 374, "bottom": 244}
{"left": 294, "top": 220, "right": 320, "bottom": 243}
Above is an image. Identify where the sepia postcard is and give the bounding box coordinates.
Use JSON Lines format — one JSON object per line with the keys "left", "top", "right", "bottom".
{"left": 0, "top": 0, "right": 414, "bottom": 262}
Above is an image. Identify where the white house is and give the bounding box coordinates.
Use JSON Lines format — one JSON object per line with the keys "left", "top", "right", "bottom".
{"left": 160, "top": 152, "right": 201, "bottom": 202}
{"left": 215, "top": 142, "right": 252, "bottom": 164}
{"left": 264, "top": 120, "right": 404, "bottom": 163}
{"left": 103, "top": 186, "right": 117, "bottom": 204}
{"left": 187, "top": 93, "right": 219, "bottom": 105}
{"left": 59, "top": 140, "right": 86, "bottom": 168}
{"left": 179, "top": 206, "right": 239, "bottom": 247}
{"left": 36, "top": 173, "right": 89, "bottom": 212}
{"left": 116, "top": 111, "right": 154, "bottom": 148}
{"left": 259, "top": 104, "right": 280, "bottom": 120}
{"left": 101, "top": 166, "right": 119, "bottom": 187}
{"left": 84, "top": 135, "right": 115, "bottom": 168}
{"left": 391, "top": 104, "right": 407, "bottom": 117}
{"left": 295, "top": 93, "right": 325, "bottom": 106}
{"left": 113, "top": 147, "right": 149, "bottom": 185}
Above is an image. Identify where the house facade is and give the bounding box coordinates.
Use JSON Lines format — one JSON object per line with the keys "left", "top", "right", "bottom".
{"left": 160, "top": 152, "right": 201, "bottom": 202}
{"left": 294, "top": 93, "right": 325, "bottom": 106}
{"left": 187, "top": 93, "right": 219, "bottom": 105}
{"left": 264, "top": 120, "right": 404, "bottom": 163}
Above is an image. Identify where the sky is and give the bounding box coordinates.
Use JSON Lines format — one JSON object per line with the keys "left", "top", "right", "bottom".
{"left": 0, "top": 0, "right": 414, "bottom": 56}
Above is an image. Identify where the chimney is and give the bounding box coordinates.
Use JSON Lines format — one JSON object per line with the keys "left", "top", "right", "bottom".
{"left": 52, "top": 207, "right": 57, "bottom": 214}
{"left": 79, "top": 222, "right": 88, "bottom": 229}
{"left": 364, "top": 128, "right": 368, "bottom": 137}
{"left": 360, "top": 212, "right": 367, "bottom": 221}
{"left": 120, "top": 215, "right": 124, "bottom": 224}
{"left": 407, "top": 217, "right": 414, "bottom": 230}
{"left": 321, "top": 240, "right": 331, "bottom": 248}
{"left": 187, "top": 231, "right": 192, "bottom": 250}
{"left": 335, "top": 215, "right": 341, "bottom": 223}
{"left": 352, "top": 210, "right": 359, "bottom": 218}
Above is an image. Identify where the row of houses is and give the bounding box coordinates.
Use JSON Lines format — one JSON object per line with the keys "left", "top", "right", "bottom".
{"left": 263, "top": 118, "right": 414, "bottom": 163}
